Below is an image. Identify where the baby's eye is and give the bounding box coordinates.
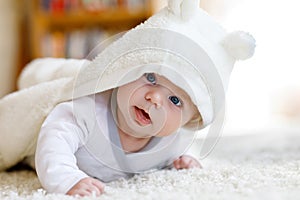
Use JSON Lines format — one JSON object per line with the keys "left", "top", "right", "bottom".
{"left": 169, "top": 96, "right": 182, "bottom": 107}
{"left": 145, "top": 73, "right": 156, "bottom": 85}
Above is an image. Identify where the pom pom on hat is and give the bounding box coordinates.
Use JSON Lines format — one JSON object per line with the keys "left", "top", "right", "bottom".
{"left": 222, "top": 31, "right": 256, "bottom": 60}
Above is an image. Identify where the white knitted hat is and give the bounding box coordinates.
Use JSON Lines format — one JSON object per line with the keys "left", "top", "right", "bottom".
{"left": 71, "top": 0, "right": 256, "bottom": 129}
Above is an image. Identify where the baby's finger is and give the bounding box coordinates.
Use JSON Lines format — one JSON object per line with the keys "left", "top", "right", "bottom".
{"left": 91, "top": 179, "right": 105, "bottom": 194}
{"left": 179, "top": 156, "right": 192, "bottom": 169}
{"left": 77, "top": 189, "right": 92, "bottom": 197}
{"left": 86, "top": 185, "right": 101, "bottom": 196}
{"left": 173, "top": 159, "right": 181, "bottom": 169}
{"left": 67, "top": 187, "right": 91, "bottom": 197}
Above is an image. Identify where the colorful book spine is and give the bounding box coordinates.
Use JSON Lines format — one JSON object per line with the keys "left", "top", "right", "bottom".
{"left": 50, "top": 0, "right": 65, "bottom": 14}
{"left": 41, "top": 28, "right": 116, "bottom": 59}
{"left": 40, "top": 0, "right": 140, "bottom": 13}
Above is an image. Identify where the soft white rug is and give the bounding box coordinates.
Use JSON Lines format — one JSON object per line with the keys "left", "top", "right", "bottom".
{"left": 1, "top": 130, "right": 299, "bottom": 200}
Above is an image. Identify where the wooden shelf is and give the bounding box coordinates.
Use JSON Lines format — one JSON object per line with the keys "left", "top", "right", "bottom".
{"left": 36, "top": 7, "right": 151, "bottom": 26}
{"left": 25, "top": 0, "right": 156, "bottom": 59}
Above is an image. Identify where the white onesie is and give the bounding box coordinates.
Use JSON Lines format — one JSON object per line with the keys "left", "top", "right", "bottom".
{"left": 35, "top": 90, "right": 195, "bottom": 194}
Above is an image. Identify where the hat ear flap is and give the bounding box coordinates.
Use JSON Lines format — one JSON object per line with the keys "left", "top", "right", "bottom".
{"left": 168, "top": 0, "right": 182, "bottom": 16}
{"left": 181, "top": 0, "right": 200, "bottom": 20}
{"left": 168, "top": 0, "right": 200, "bottom": 20}
{"left": 222, "top": 31, "right": 256, "bottom": 60}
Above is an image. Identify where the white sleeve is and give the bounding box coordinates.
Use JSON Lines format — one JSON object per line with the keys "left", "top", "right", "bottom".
{"left": 35, "top": 99, "right": 91, "bottom": 194}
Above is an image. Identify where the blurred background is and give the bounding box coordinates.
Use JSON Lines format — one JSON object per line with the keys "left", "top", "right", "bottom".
{"left": 0, "top": 0, "right": 299, "bottom": 134}
{"left": 202, "top": 0, "right": 300, "bottom": 134}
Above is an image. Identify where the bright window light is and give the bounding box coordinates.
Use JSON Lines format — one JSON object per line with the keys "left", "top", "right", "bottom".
{"left": 211, "top": 0, "right": 300, "bottom": 133}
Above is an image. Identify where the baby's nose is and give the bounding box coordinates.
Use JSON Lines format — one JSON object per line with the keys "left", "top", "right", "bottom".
{"left": 145, "top": 88, "right": 165, "bottom": 108}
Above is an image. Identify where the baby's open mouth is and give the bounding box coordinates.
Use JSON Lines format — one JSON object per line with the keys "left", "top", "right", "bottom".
{"left": 134, "top": 106, "right": 151, "bottom": 125}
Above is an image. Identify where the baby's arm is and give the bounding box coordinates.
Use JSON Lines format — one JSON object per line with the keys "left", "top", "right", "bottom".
{"left": 35, "top": 100, "right": 105, "bottom": 196}
{"left": 173, "top": 155, "right": 202, "bottom": 169}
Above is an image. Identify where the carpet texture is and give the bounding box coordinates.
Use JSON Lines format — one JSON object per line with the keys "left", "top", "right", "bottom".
{"left": 1, "top": 131, "right": 299, "bottom": 200}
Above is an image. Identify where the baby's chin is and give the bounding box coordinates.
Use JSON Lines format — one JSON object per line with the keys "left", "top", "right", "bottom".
{"left": 123, "top": 125, "right": 160, "bottom": 139}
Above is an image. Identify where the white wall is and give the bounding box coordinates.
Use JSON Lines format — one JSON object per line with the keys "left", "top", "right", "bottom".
{"left": 203, "top": 0, "right": 300, "bottom": 133}
{"left": 0, "top": 0, "right": 20, "bottom": 97}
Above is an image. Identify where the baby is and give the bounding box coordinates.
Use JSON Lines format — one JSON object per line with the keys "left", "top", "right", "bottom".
{"left": 36, "top": 72, "right": 202, "bottom": 196}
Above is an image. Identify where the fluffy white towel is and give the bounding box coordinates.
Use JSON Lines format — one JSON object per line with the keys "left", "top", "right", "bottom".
{"left": 0, "top": 58, "right": 88, "bottom": 170}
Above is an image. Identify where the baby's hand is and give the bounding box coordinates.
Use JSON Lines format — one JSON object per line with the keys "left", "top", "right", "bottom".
{"left": 67, "top": 177, "right": 105, "bottom": 197}
{"left": 173, "top": 155, "right": 202, "bottom": 170}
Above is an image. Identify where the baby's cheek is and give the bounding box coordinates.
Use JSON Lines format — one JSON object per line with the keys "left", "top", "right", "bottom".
{"left": 171, "top": 108, "right": 185, "bottom": 126}
{"left": 166, "top": 110, "right": 183, "bottom": 129}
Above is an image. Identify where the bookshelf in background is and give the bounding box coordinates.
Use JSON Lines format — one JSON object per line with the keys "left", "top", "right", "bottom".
{"left": 26, "top": 0, "right": 156, "bottom": 60}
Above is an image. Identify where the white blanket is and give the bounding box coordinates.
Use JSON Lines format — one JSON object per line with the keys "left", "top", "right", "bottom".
{"left": 0, "top": 58, "right": 89, "bottom": 170}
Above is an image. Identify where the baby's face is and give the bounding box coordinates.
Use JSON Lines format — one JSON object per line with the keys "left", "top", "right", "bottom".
{"left": 115, "top": 73, "right": 198, "bottom": 138}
